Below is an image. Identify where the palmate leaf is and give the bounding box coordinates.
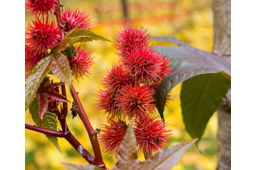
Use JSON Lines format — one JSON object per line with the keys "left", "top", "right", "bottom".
{"left": 111, "top": 120, "right": 140, "bottom": 170}
{"left": 181, "top": 73, "right": 231, "bottom": 142}
{"left": 62, "top": 120, "right": 196, "bottom": 170}
{"left": 140, "top": 139, "right": 197, "bottom": 170}
{"left": 29, "top": 98, "right": 62, "bottom": 152}
{"left": 25, "top": 55, "right": 52, "bottom": 111}
{"left": 51, "top": 53, "right": 72, "bottom": 90}
{"left": 150, "top": 36, "right": 231, "bottom": 120}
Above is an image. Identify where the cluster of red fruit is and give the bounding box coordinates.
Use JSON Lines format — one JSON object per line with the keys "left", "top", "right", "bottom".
{"left": 97, "top": 26, "right": 173, "bottom": 157}
{"left": 25, "top": 0, "right": 93, "bottom": 80}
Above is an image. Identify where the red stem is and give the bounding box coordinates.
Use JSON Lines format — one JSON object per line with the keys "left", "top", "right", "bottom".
{"left": 25, "top": 124, "right": 64, "bottom": 137}
{"left": 70, "top": 84, "right": 105, "bottom": 168}
{"left": 61, "top": 83, "right": 68, "bottom": 117}
{"left": 54, "top": 0, "right": 64, "bottom": 38}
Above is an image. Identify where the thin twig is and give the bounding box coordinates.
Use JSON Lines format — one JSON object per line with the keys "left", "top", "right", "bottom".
{"left": 25, "top": 124, "right": 64, "bottom": 137}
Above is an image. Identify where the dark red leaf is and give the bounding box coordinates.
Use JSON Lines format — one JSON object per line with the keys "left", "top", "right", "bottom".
{"left": 36, "top": 93, "right": 49, "bottom": 124}
{"left": 36, "top": 77, "right": 70, "bottom": 122}
{"left": 46, "top": 92, "right": 69, "bottom": 103}
{"left": 51, "top": 82, "right": 65, "bottom": 88}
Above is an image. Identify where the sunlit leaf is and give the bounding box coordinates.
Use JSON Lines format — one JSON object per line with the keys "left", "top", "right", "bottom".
{"left": 54, "top": 28, "right": 110, "bottom": 54}
{"left": 25, "top": 55, "right": 52, "bottom": 111}
{"left": 67, "top": 28, "right": 111, "bottom": 43}
{"left": 29, "top": 98, "right": 61, "bottom": 152}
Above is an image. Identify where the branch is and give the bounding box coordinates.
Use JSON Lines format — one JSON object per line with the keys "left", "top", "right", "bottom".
{"left": 25, "top": 123, "right": 95, "bottom": 164}
{"left": 64, "top": 131, "right": 95, "bottom": 164}
{"left": 70, "top": 84, "right": 105, "bottom": 168}
{"left": 25, "top": 124, "right": 64, "bottom": 137}
{"left": 53, "top": 1, "right": 105, "bottom": 168}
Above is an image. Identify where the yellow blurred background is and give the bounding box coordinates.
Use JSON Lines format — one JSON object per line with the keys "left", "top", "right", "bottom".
{"left": 25, "top": 0, "right": 217, "bottom": 169}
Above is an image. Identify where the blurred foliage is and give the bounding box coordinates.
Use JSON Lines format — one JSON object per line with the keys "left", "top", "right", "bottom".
{"left": 25, "top": 0, "right": 216, "bottom": 169}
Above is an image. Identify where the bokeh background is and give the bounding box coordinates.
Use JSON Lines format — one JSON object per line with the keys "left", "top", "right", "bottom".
{"left": 25, "top": 0, "right": 217, "bottom": 169}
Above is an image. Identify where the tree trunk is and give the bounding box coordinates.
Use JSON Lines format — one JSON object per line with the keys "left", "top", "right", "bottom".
{"left": 120, "top": 0, "right": 128, "bottom": 19}
{"left": 212, "top": 0, "right": 231, "bottom": 169}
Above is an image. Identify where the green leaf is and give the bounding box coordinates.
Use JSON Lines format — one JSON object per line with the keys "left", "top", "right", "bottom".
{"left": 151, "top": 37, "right": 231, "bottom": 120}
{"left": 54, "top": 28, "right": 111, "bottom": 54}
{"left": 140, "top": 139, "right": 197, "bottom": 170}
{"left": 29, "top": 98, "right": 62, "bottom": 152}
{"left": 67, "top": 28, "right": 111, "bottom": 43}
{"left": 51, "top": 53, "right": 72, "bottom": 90}
{"left": 112, "top": 119, "right": 140, "bottom": 170}
{"left": 61, "top": 163, "right": 104, "bottom": 170}
{"left": 181, "top": 73, "right": 231, "bottom": 142}
{"left": 25, "top": 55, "right": 52, "bottom": 111}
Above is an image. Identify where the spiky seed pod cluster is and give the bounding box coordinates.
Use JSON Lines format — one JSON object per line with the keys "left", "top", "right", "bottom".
{"left": 25, "top": 2, "right": 94, "bottom": 80}
{"left": 98, "top": 26, "right": 173, "bottom": 157}
{"left": 99, "top": 116, "right": 171, "bottom": 156}
{"left": 96, "top": 64, "right": 133, "bottom": 118}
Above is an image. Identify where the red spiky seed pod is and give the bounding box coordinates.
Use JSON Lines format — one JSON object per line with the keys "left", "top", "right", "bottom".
{"left": 134, "top": 115, "right": 172, "bottom": 158}
{"left": 61, "top": 8, "right": 91, "bottom": 32}
{"left": 117, "top": 84, "right": 155, "bottom": 120}
{"left": 25, "top": 45, "right": 45, "bottom": 76}
{"left": 115, "top": 25, "right": 150, "bottom": 57}
{"left": 123, "top": 48, "right": 163, "bottom": 85}
{"left": 25, "top": 0, "right": 59, "bottom": 17}
{"left": 26, "top": 18, "right": 60, "bottom": 55}
{"left": 69, "top": 46, "right": 94, "bottom": 80}
{"left": 101, "top": 64, "right": 134, "bottom": 93}
{"left": 99, "top": 118, "right": 128, "bottom": 155}
{"left": 96, "top": 88, "right": 121, "bottom": 117}
{"left": 158, "top": 55, "right": 172, "bottom": 79}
